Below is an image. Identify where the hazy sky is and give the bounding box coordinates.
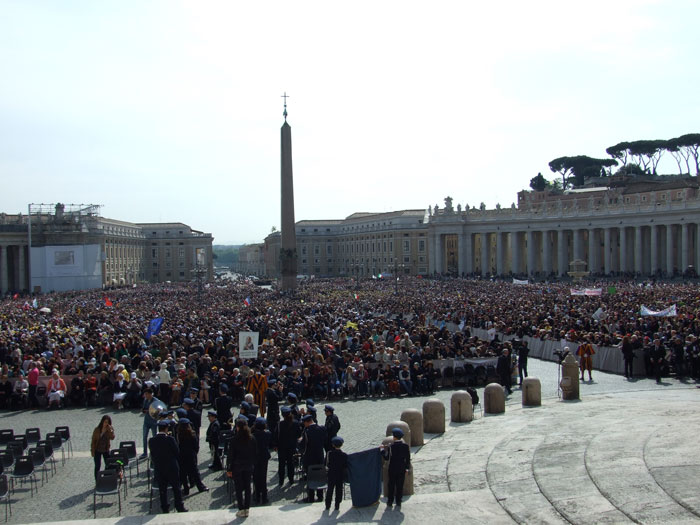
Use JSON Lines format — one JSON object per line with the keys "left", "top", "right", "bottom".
{"left": 1, "top": 1, "right": 699, "bottom": 244}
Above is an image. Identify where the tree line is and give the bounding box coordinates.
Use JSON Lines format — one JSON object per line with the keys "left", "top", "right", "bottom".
{"left": 530, "top": 133, "right": 700, "bottom": 191}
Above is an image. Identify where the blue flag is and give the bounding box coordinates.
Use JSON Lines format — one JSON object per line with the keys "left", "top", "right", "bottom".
{"left": 347, "top": 447, "right": 383, "bottom": 507}
{"left": 146, "top": 317, "right": 164, "bottom": 340}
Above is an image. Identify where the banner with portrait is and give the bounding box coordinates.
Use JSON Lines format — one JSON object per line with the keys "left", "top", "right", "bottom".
{"left": 239, "top": 331, "right": 259, "bottom": 358}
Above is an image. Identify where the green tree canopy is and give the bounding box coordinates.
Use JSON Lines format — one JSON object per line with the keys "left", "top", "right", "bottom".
{"left": 549, "top": 156, "right": 617, "bottom": 188}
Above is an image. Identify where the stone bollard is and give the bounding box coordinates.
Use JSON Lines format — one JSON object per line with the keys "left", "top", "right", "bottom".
{"left": 522, "top": 377, "right": 541, "bottom": 407}
{"left": 484, "top": 383, "right": 505, "bottom": 414}
{"left": 381, "top": 437, "right": 414, "bottom": 497}
{"left": 386, "top": 421, "right": 411, "bottom": 450}
{"left": 400, "top": 409, "right": 424, "bottom": 446}
{"left": 451, "top": 390, "right": 473, "bottom": 422}
{"left": 422, "top": 398, "right": 446, "bottom": 433}
{"left": 560, "top": 354, "right": 580, "bottom": 400}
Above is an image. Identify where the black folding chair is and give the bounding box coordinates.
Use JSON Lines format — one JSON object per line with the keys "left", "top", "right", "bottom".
{"left": 4, "top": 445, "right": 21, "bottom": 465}
{"left": 55, "top": 427, "right": 72, "bottom": 458}
{"left": 0, "top": 474, "right": 11, "bottom": 521}
{"left": 93, "top": 469, "right": 121, "bottom": 518}
{"left": 45, "top": 433, "right": 65, "bottom": 466}
{"left": 27, "top": 448, "right": 48, "bottom": 486}
{"left": 0, "top": 453, "right": 13, "bottom": 474}
{"left": 36, "top": 440, "right": 56, "bottom": 476}
{"left": 104, "top": 457, "right": 127, "bottom": 499}
{"left": 109, "top": 448, "right": 133, "bottom": 488}
{"left": 304, "top": 464, "right": 328, "bottom": 502}
{"left": 9, "top": 437, "right": 26, "bottom": 454}
{"left": 118, "top": 441, "right": 141, "bottom": 477}
{"left": 10, "top": 456, "right": 37, "bottom": 496}
{"left": 24, "top": 429, "right": 40, "bottom": 446}
{"left": 0, "top": 432, "right": 13, "bottom": 447}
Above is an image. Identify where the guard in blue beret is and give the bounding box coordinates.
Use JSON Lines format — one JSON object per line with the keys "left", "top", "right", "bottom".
{"left": 266, "top": 379, "right": 283, "bottom": 438}
{"left": 176, "top": 417, "right": 208, "bottom": 495}
{"left": 325, "top": 436, "right": 347, "bottom": 511}
{"left": 305, "top": 398, "right": 315, "bottom": 407}
{"left": 323, "top": 405, "right": 341, "bottom": 452}
{"left": 252, "top": 417, "right": 272, "bottom": 505}
{"left": 299, "top": 411, "right": 327, "bottom": 503}
{"left": 287, "top": 393, "right": 300, "bottom": 421}
{"left": 307, "top": 406, "right": 318, "bottom": 424}
{"left": 276, "top": 405, "right": 301, "bottom": 486}
{"left": 182, "top": 397, "right": 202, "bottom": 439}
{"left": 382, "top": 428, "right": 411, "bottom": 509}
{"left": 150, "top": 419, "right": 187, "bottom": 513}
{"left": 205, "top": 410, "right": 222, "bottom": 471}
{"left": 215, "top": 383, "right": 233, "bottom": 429}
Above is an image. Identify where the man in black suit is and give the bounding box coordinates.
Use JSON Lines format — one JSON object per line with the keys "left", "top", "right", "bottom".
{"left": 149, "top": 420, "right": 188, "bottom": 513}
{"left": 299, "top": 413, "right": 327, "bottom": 503}
{"left": 182, "top": 397, "right": 202, "bottom": 438}
{"left": 383, "top": 427, "right": 411, "bottom": 509}
{"left": 323, "top": 405, "right": 341, "bottom": 452}
{"left": 497, "top": 347, "right": 513, "bottom": 395}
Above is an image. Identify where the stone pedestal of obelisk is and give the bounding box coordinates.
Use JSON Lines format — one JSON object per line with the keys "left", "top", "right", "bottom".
{"left": 280, "top": 118, "right": 297, "bottom": 291}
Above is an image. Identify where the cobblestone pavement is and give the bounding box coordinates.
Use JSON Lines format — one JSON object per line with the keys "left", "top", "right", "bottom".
{"left": 0, "top": 359, "right": 694, "bottom": 524}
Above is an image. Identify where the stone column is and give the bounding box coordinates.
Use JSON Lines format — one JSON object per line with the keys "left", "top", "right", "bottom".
{"left": 619, "top": 227, "right": 627, "bottom": 274}
{"left": 666, "top": 224, "right": 674, "bottom": 276}
{"left": 682, "top": 223, "right": 689, "bottom": 272}
{"left": 457, "top": 235, "right": 464, "bottom": 276}
{"left": 542, "top": 231, "right": 552, "bottom": 276}
{"left": 526, "top": 230, "right": 535, "bottom": 277}
{"left": 480, "top": 232, "right": 489, "bottom": 277}
{"left": 604, "top": 228, "right": 612, "bottom": 275}
{"left": 0, "top": 246, "right": 7, "bottom": 295}
{"left": 557, "top": 230, "right": 567, "bottom": 277}
{"left": 573, "top": 229, "right": 582, "bottom": 261}
{"left": 434, "top": 234, "right": 442, "bottom": 274}
{"left": 650, "top": 225, "right": 658, "bottom": 275}
{"left": 18, "top": 245, "right": 26, "bottom": 292}
{"left": 696, "top": 224, "right": 700, "bottom": 270}
{"left": 496, "top": 232, "right": 504, "bottom": 276}
{"left": 635, "top": 226, "right": 643, "bottom": 275}
{"left": 511, "top": 232, "right": 520, "bottom": 274}
{"left": 464, "top": 233, "right": 473, "bottom": 274}
{"left": 280, "top": 120, "right": 298, "bottom": 291}
{"left": 587, "top": 229, "right": 596, "bottom": 274}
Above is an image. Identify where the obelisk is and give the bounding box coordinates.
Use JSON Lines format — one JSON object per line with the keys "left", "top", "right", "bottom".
{"left": 280, "top": 93, "right": 298, "bottom": 291}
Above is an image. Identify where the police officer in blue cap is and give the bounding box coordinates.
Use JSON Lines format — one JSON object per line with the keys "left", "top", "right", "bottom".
{"left": 265, "top": 379, "right": 283, "bottom": 437}
{"left": 182, "top": 397, "right": 202, "bottom": 438}
{"left": 149, "top": 420, "right": 188, "bottom": 513}
{"left": 382, "top": 428, "right": 411, "bottom": 509}
{"left": 252, "top": 417, "right": 272, "bottom": 505}
{"left": 299, "top": 413, "right": 327, "bottom": 503}
{"left": 276, "top": 406, "right": 300, "bottom": 486}
{"left": 323, "top": 405, "right": 341, "bottom": 452}
{"left": 176, "top": 418, "right": 208, "bottom": 495}
{"left": 325, "top": 436, "right": 347, "bottom": 511}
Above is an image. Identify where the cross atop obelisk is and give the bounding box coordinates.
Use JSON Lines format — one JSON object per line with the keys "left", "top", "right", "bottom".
{"left": 281, "top": 92, "right": 289, "bottom": 121}
{"left": 280, "top": 92, "right": 297, "bottom": 291}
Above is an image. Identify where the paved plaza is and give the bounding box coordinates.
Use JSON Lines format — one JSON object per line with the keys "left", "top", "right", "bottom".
{"left": 1, "top": 358, "right": 698, "bottom": 524}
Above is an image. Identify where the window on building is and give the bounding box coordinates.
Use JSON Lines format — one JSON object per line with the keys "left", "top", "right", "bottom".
{"left": 153, "top": 262, "right": 158, "bottom": 268}
{"left": 302, "top": 259, "right": 307, "bottom": 264}
{"left": 166, "top": 272, "right": 171, "bottom": 277}
{"left": 179, "top": 271, "right": 185, "bottom": 277}
{"left": 403, "top": 240, "right": 410, "bottom": 252}
{"left": 403, "top": 256, "right": 410, "bottom": 263}
{"left": 314, "top": 267, "right": 321, "bottom": 273}
{"left": 165, "top": 249, "right": 171, "bottom": 258}
{"left": 152, "top": 248, "right": 157, "bottom": 258}
{"left": 179, "top": 247, "right": 185, "bottom": 258}
{"left": 418, "top": 240, "right": 425, "bottom": 252}
{"left": 302, "top": 246, "right": 307, "bottom": 255}
{"left": 326, "top": 245, "right": 332, "bottom": 255}
{"left": 314, "top": 246, "right": 320, "bottom": 255}
{"left": 661, "top": 193, "right": 666, "bottom": 200}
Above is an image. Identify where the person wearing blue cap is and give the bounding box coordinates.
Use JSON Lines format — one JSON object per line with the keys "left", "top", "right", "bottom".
{"left": 177, "top": 418, "right": 208, "bottom": 495}
{"left": 323, "top": 405, "right": 341, "bottom": 452}
{"left": 325, "top": 436, "right": 347, "bottom": 511}
{"left": 215, "top": 383, "right": 233, "bottom": 429}
{"left": 252, "top": 417, "right": 272, "bottom": 505}
{"left": 227, "top": 417, "right": 257, "bottom": 518}
{"left": 299, "top": 412, "right": 328, "bottom": 503}
{"left": 287, "top": 392, "right": 300, "bottom": 420}
{"left": 149, "top": 420, "right": 188, "bottom": 513}
{"left": 183, "top": 397, "right": 202, "bottom": 439}
{"left": 382, "top": 428, "right": 411, "bottom": 509}
{"left": 205, "top": 410, "right": 223, "bottom": 471}
{"left": 277, "top": 406, "right": 301, "bottom": 486}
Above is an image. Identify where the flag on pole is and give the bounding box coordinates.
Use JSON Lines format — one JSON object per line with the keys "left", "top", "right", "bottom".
{"left": 104, "top": 297, "right": 113, "bottom": 307}
{"left": 354, "top": 293, "right": 359, "bottom": 300}
{"left": 12, "top": 293, "right": 18, "bottom": 300}
{"left": 146, "top": 317, "right": 164, "bottom": 340}
{"left": 607, "top": 286, "right": 617, "bottom": 295}
{"left": 32, "top": 298, "right": 38, "bottom": 309}
{"left": 243, "top": 297, "right": 251, "bottom": 307}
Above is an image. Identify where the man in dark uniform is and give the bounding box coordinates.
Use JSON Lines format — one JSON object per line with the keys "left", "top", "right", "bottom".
{"left": 149, "top": 420, "right": 188, "bottom": 513}
{"left": 265, "top": 379, "right": 282, "bottom": 438}
{"left": 287, "top": 393, "right": 300, "bottom": 421}
{"left": 205, "top": 410, "right": 223, "bottom": 471}
{"left": 183, "top": 397, "right": 202, "bottom": 438}
{"left": 382, "top": 427, "right": 411, "bottom": 509}
{"left": 497, "top": 348, "right": 513, "bottom": 395}
{"left": 651, "top": 338, "right": 667, "bottom": 384}
{"left": 276, "top": 406, "right": 300, "bottom": 486}
{"left": 325, "top": 436, "right": 347, "bottom": 511}
{"left": 215, "top": 384, "right": 233, "bottom": 429}
{"left": 141, "top": 388, "right": 159, "bottom": 458}
{"left": 252, "top": 417, "right": 272, "bottom": 505}
{"left": 323, "top": 405, "right": 341, "bottom": 452}
{"left": 516, "top": 339, "right": 529, "bottom": 386}
{"left": 299, "top": 413, "right": 327, "bottom": 503}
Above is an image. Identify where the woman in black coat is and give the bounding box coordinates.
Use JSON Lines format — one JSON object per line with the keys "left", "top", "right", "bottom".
{"left": 177, "top": 419, "right": 208, "bottom": 495}
{"left": 227, "top": 417, "right": 257, "bottom": 517}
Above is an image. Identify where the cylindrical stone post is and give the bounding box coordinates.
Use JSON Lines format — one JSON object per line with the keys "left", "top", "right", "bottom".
{"left": 422, "top": 398, "right": 445, "bottom": 433}
{"left": 381, "top": 437, "right": 414, "bottom": 497}
{"left": 400, "top": 409, "right": 424, "bottom": 446}
{"left": 561, "top": 354, "right": 580, "bottom": 400}
{"left": 522, "top": 377, "right": 541, "bottom": 406}
{"left": 484, "top": 383, "right": 505, "bottom": 414}
{"left": 385, "top": 421, "right": 411, "bottom": 450}
{"left": 451, "top": 390, "right": 473, "bottom": 422}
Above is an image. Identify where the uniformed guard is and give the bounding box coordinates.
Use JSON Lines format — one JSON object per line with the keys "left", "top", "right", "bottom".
{"left": 323, "top": 405, "right": 341, "bottom": 451}
{"left": 265, "top": 379, "right": 282, "bottom": 438}
{"left": 287, "top": 393, "right": 300, "bottom": 421}
{"left": 276, "top": 406, "right": 300, "bottom": 486}
{"left": 382, "top": 427, "right": 411, "bottom": 509}
{"left": 252, "top": 417, "right": 272, "bottom": 505}
{"left": 205, "top": 410, "right": 223, "bottom": 471}
{"left": 182, "top": 397, "right": 202, "bottom": 438}
{"left": 149, "top": 420, "right": 188, "bottom": 513}
{"left": 299, "top": 413, "right": 327, "bottom": 503}
{"left": 215, "top": 384, "right": 233, "bottom": 429}
{"left": 176, "top": 418, "right": 208, "bottom": 495}
{"left": 325, "top": 436, "right": 347, "bottom": 511}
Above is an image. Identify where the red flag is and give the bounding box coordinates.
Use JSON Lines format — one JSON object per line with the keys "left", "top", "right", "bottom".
{"left": 104, "top": 297, "right": 113, "bottom": 307}
{"left": 12, "top": 293, "right": 18, "bottom": 300}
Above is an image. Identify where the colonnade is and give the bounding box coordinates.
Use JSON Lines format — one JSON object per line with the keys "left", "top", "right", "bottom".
{"left": 0, "top": 244, "right": 28, "bottom": 294}
{"left": 434, "top": 222, "right": 700, "bottom": 278}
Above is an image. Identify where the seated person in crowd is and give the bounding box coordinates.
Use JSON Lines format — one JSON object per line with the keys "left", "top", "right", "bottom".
{"left": 12, "top": 376, "right": 29, "bottom": 409}
{"left": 0, "top": 375, "right": 12, "bottom": 409}
{"left": 47, "top": 370, "right": 67, "bottom": 409}
{"left": 85, "top": 371, "right": 98, "bottom": 406}
{"left": 70, "top": 370, "right": 86, "bottom": 406}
